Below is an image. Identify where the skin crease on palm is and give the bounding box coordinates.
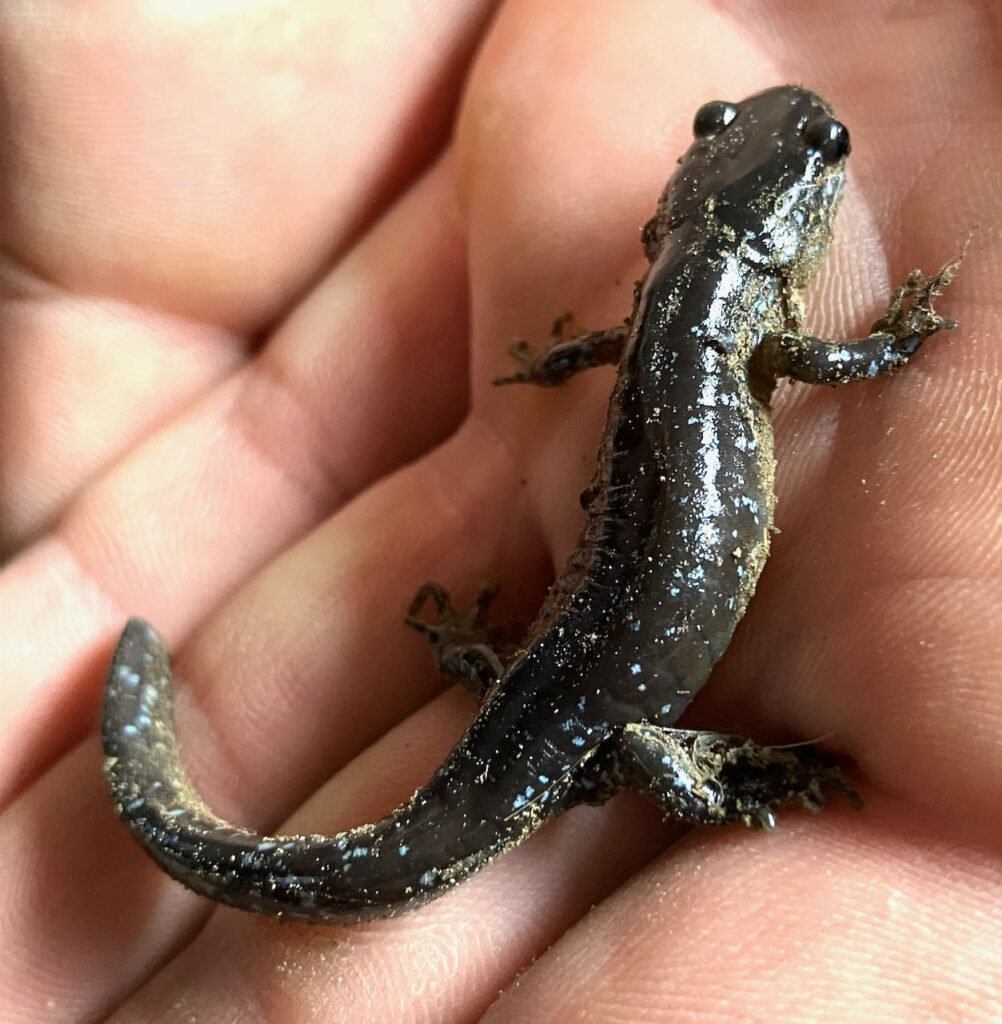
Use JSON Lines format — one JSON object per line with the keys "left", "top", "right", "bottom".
{"left": 0, "top": 0, "right": 1000, "bottom": 1020}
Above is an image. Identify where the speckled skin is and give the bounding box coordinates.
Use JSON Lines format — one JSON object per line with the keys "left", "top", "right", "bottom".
{"left": 102, "top": 86, "right": 956, "bottom": 922}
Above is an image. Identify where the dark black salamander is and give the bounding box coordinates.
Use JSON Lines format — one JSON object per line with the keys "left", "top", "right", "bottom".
{"left": 103, "top": 86, "right": 957, "bottom": 921}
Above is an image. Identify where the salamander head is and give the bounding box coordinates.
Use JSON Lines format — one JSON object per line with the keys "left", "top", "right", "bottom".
{"left": 662, "top": 85, "right": 849, "bottom": 284}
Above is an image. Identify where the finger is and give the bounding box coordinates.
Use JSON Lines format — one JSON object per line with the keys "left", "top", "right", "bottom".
{"left": 0, "top": 741, "right": 205, "bottom": 1024}
{"left": 479, "top": 798, "right": 1002, "bottom": 1023}
{"left": 0, "top": 0, "right": 496, "bottom": 328}
{"left": 0, "top": 155, "right": 470, "bottom": 805}
{"left": 0, "top": 0, "right": 496, "bottom": 547}
{"left": 0, "top": 312, "right": 242, "bottom": 556}
{"left": 147, "top": 418, "right": 532, "bottom": 828}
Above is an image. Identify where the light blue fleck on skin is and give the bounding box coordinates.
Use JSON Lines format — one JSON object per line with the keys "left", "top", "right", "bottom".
{"left": 577, "top": 696, "right": 586, "bottom": 711}
{"left": 538, "top": 774, "right": 550, "bottom": 784}
{"left": 669, "top": 586, "right": 680, "bottom": 596}
{"left": 637, "top": 683, "right": 647, "bottom": 692}
{"left": 116, "top": 665, "right": 141, "bottom": 687}
{"left": 419, "top": 870, "right": 437, "bottom": 887}
{"left": 661, "top": 754, "right": 671, "bottom": 765}
{"left": 571, "top": 736, "right": 586, "bottom": 747}
{"left": 660, "top": 704, "right": 672, "bottom": 714}
{"left": 630, "top": 663, "right": 642, "bottom": 675}
{"left": 136, "top": 713, "right": 152, "bottom": 730}
{"left": 122, "top": 724, "right": 139, "bottom": 738}
{"left": 513, "top": 783, "right": 536, "bottom": 811}
{"left": 630, "top": 619, "right": 641, "bottom": 631}
{"left": 399, "top": 844, "right": 409, "bottom": 856}
{"left": 350, "top": 846, "right": 369, "bottom": 859}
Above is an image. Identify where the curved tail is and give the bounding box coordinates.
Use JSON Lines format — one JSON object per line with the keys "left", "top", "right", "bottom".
{"left": 101, "top": 619, "right": 582, "bottom": 921}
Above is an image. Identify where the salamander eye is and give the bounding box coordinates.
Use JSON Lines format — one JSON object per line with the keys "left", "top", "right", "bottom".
{"left": 693, "top": 100, "right": 738, "bottom": 138}
{"left": 803, "top": 116, "right": 851, "bottom": 163}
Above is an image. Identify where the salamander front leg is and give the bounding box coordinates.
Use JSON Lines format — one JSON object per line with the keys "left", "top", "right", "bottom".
{"left": 494, "top": 315, "right": 629, "bottom": 387}
{"left": 752, "top": 262, "right": 958, "bottom": 395}
{"left": 405, "top": 582, "right": 511, "bottom": 700}
{"left": 614, "top": 725, "right": 859, "bottom": 829}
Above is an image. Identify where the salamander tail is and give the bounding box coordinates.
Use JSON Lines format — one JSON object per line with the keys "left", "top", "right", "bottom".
{"left": 101, "top": 618, "right": 538, "bottom": 921}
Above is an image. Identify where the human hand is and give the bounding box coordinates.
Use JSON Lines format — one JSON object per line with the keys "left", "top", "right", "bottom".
{"left": 1, "top": 2, "right": 999, "bottom": 1021}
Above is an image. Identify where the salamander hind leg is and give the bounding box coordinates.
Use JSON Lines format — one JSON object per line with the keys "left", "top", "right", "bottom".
{"left": 405, "top": 582, "right": 512, "bottom": 700}
{"left": 616, "top": 725, "right": 859, "bottom": 829}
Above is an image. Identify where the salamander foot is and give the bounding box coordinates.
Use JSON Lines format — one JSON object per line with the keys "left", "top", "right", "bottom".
{"left": 405, "top": 582, "right": 510, "bottom": 699}
{"left": 616, "top": 725, "right": 860, "bottom": 828}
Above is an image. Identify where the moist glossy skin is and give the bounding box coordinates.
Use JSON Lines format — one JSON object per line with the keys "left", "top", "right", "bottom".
{"left": 102, "top": 85, "right": 956, "bottom": 922}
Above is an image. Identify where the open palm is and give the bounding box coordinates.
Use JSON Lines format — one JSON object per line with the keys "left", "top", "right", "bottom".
{"left": 1, "top": 2, "right": 999, "bottom": 1021}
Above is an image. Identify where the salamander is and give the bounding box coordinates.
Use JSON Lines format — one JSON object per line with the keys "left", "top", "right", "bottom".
{"left": 102, "top": 85, "right": 957, "bottom": 922}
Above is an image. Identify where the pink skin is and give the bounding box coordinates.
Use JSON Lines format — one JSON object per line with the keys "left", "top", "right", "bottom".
{"left": 0, "top": 1, "right": 1000, "bottom": 1022}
